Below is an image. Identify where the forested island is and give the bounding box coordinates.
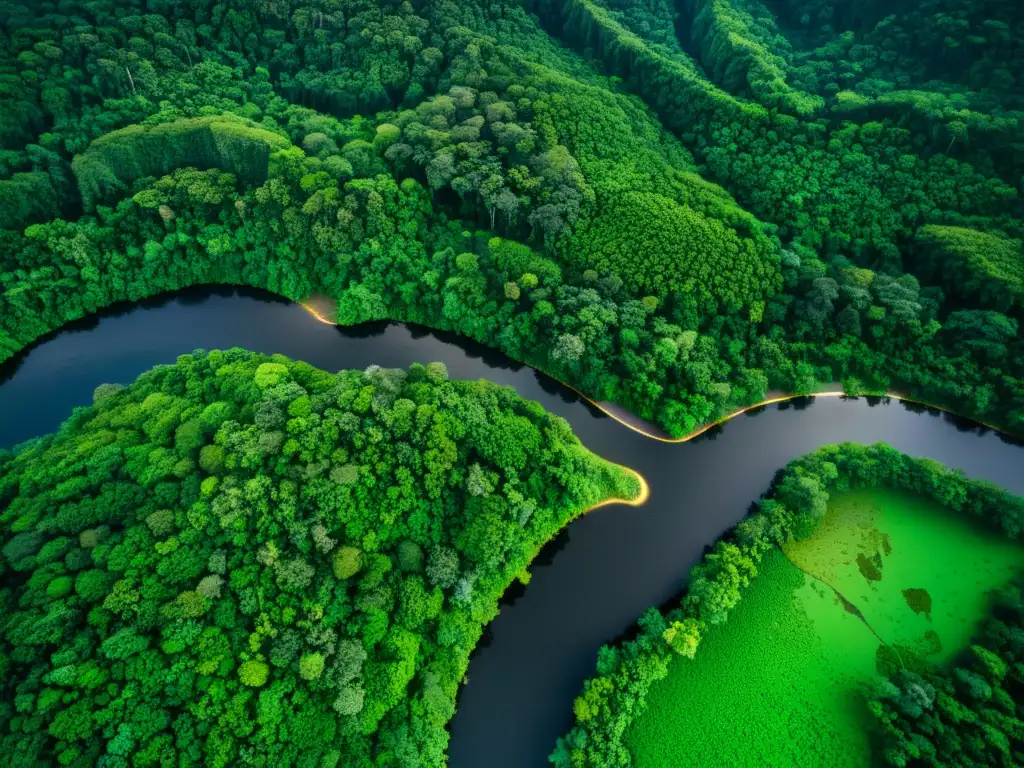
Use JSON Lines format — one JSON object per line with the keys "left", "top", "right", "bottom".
{"left": 0, "top": 350, "right": 639, "bottom": 765}
{"left": 1, "top": 0, "right": 1023, "bottom": 764}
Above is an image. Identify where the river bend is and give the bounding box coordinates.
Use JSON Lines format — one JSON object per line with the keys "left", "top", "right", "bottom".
{"left": 2, "top": 286, "right": 1022, "bottom": 768}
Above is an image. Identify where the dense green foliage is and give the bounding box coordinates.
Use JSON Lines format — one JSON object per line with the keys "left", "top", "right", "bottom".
{"left": 72, "top": 115, "right": 292, "bottom": 209}
{"left": 766, "top": 0, "right": 1024, "bottom": 116}
{"left": 553, "top": 442, "right": 1024, "bottom": 766}
{"left": 533, "top": 0, "right": 1023, "bottom": 257}
{"left": 2, "top": 1, "right": 1023, "bottom": 763}
{"left": 684, "top": 0, "right": 1024, "bottom": 124}
{"left": 912, "top": 225, "right": 1023, "bottom": 312}
{"left": 1, "top": 0, "right": 1023, "bottom": 440}
{"left": 0, "top": 350, "right": 637, "bottom": 767}
{"left": 568, "top": 191, "right": 779, "bottom": 304}
{"left": 871, "top": 581, "right": 1024, "bottom": 767}
{"left": 626, "top": 547, "right": 877, "bottom": 765}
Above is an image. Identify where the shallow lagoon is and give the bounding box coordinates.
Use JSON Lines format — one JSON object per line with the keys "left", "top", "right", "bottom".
{"left": 627, "top": 488, "right": 1024, "bottom": 767}
{"left": 787, "top": 488, "right": 1024, "bottom": 661}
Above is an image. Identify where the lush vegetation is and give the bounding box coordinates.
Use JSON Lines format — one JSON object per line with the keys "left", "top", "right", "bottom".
{"left": 626, "top": 549, "right": 880, "bottom": 766}
{"left": 72, "top": 115, "right": 292, "bottom": 209}
{"left": 0, "top": 0, "right": 1022, "bottom": 441}
{"left": 911, "top": 225, "right": 1023, "bottom": 313}
{"left": 2, "top": 1, "right": 1023, "bottom": 763}
{"left": 682, "top": 0, "right": 1024, "bottom": 122}
{"left": 785, "top": 489, "right": 1024, "bottom": 657}
{"left": 533, "top": 0, "right": 1023, "bottom": 253}
{"left": 625, "top": 488, "right": 1024, "bottom": 766}
{"left": 553, "top": 442, "right": 1024, "bottom": 766}
{"left": 872, "top": 579, "right": 1024, "bottom": 767}
{"left": 0, "top": 350, "right": 639, "bottom": 767}
{"left": 567, "top": 190, "right": 779, "bottom": 302}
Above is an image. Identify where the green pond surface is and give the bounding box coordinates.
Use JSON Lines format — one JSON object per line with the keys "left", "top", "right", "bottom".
{"left": 626, "top": 488, "right": 1024, "bottom": 767}
{"left": 785, "top": 488, "right": 1024, "bottom": 662}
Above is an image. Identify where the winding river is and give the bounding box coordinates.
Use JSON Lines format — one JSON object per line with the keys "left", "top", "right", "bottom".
{"left": 2, "top": 286, "right": 1023, "bottom": 768}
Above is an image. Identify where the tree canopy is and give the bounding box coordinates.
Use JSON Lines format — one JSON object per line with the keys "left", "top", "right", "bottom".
{"left": 0, "top": 350, "right": 638, "bottom": 767}
{"left": 553, "top": 442, "right": 1024, "bottom": 767}
{"left": 0, "top": 0, "right": 1022, "bottom": 442}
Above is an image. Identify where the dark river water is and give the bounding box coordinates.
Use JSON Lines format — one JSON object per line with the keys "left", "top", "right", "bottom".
{"left": 2, "top": 286, "right": 1023, "bottom": 767}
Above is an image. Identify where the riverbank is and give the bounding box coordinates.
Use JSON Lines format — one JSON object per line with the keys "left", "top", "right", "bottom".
{"left": 555, "top": 443, "right": 1024, "bottom": 768}
{"left": 585, "top": 465, "right": 651, "bottom": 510}
{"left": 594, "top": 389, "right": 847, "bottom": 442}
{"left": 627, "top": 486, "right": 1024, "bottom": 766}
{"left": 301, "top": 296, "right": 1018, "bottom": 446}
{"left": 5, "top": 287, "right": 1024, "bottom": 768}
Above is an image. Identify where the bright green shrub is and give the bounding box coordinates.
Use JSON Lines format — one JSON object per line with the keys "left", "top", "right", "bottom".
{"left": 46, "top": 575, "right": 73, "bottom": 598}
{"left": 332, "top": 546, "right": 362, "bottom": 579}
{"left": 298, "top": 652, "right": 325, "bottom": 680}
{"left": 238, "top": 660, "right": 270, "bottom": 687}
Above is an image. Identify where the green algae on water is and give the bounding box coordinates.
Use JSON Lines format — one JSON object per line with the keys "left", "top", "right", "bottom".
{"left": 625, "top": 551, "right": 878, "bottom": 767}
{"left": 627, "top": 488, "right": 1024, "bottom": 767}
{"left": 785, "top": 488, "right": 1024, "bottom": 661}
{"left": 857, "top": 551, "right": 883, "bottom": 582}
{"left": 903, "top": 588, "right": 932, "bottom": 618}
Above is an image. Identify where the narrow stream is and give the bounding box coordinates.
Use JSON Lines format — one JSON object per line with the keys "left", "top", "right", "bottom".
{"left": 2, "top": 286, "right": 1022, "bottom": 767}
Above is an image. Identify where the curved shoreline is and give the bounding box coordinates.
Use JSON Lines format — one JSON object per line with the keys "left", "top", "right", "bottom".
{"left": 299, "top": 299, "right": 337, "bottom": 325}
{"left": 593, "top": 391, "right": 1018, "bottom": 443}
{"left": 304, "top": 297, "right": 654, "bottom": 511}
{"left": 586, "top": 465, "right": 651, "bottom": 511}
{"left": 300, "top": 297, "right": 849, "bottom": 444}
{"left": 5, "top": 287, "right": 1024, "bottom": 768}
{"left": 301, "top": 297, "right": 1018, "bottom": 445}
{"left": 592, "top": 391, "right": 847, "bottom": 443}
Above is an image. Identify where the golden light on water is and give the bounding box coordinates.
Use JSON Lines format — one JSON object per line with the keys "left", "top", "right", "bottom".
{"left": 586, "top": 392, "right": 1012, "bottom": 443}
{"left": 588, "top": 392, "right": 848, "bottom": 444}
{"left": 293, "top": 299, "right": 1010, "bottom": 490}
{"left": 299, "top": 301, "right": 337, "bottom": 325}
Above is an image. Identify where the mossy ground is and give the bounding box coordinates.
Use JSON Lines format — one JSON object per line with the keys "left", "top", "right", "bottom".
{"left": 626, "top": 489, "right": 1024, "bottom": 767}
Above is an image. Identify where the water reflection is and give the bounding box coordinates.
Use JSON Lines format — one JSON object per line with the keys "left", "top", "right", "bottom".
{"left": 334, "top": 320, "right": 391, "bottom": 340}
